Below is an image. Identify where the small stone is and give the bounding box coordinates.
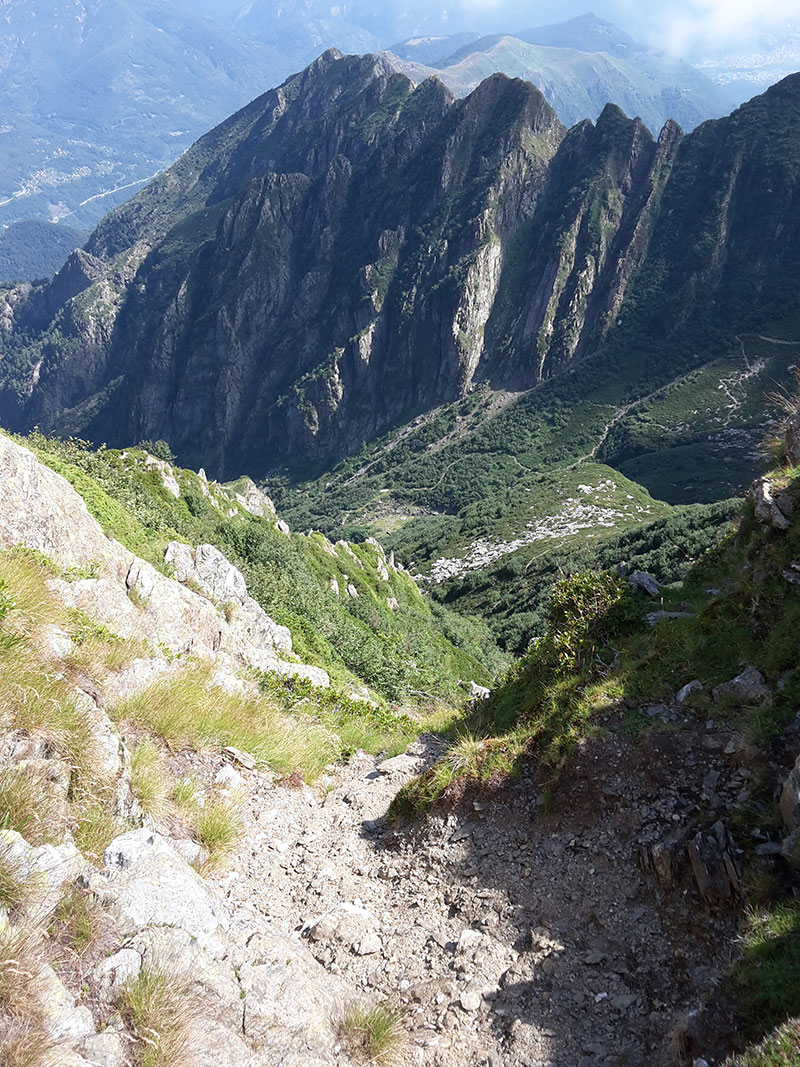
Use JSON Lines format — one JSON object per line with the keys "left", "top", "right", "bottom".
{"left": 378, "top": 754, "right": 423, "bottom": 777}
{"left": 702, "top": 770, "right": 720, "bottom": 796}
{"left": 459, "top": 990, "right": 481, "bottom": 1012}
{"left": 215, "top": 765, "right": 244, "bottom": 791}
{"left": 611, "top": 994, "right": 637, "bottom": 1010}
{"left": 676, "top": 680, "right": 703, "bottom": 704}
{"left": 754, "top": 841, "right": 782, "bottom": 857}
{"left": 645, "top": 704, "right": 668, "bottom": 719}
{"left": 356, "top": 933, "right": 382, "bottom": 956}
{"left": 457, "top": 929, "right": 483, "bottom": 954}
{"left": 223, "top": 746, "right": 256, "bottom": 770}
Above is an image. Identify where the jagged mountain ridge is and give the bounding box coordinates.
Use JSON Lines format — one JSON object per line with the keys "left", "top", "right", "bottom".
{"left": 0, "top": 52, "right": 798, "bottom": 481}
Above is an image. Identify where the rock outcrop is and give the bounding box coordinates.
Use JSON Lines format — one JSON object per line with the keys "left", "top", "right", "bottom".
{"left": 85, "top": 828, "right": 352, "bottom": 1066}
{"left": 0, "top": 432, "right": 363, "bottom": 1065}
{"left": 0, "top": 432, "right": 328, "bottom": 686}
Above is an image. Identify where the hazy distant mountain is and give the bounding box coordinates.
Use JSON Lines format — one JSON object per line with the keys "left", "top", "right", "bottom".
{"left": 0, "top": 0, "right": 296, "bottom": 232}
{"left": 516, "top": 13, "right": 640, "bottom": 56}
{"left": 388, "top": 15, "right": 735, "bottom": 132}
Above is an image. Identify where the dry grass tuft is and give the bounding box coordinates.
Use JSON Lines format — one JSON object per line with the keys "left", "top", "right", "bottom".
{"left": 111, "top": 667, "right": 332, "bottom": 779}
{"left": 118, "top": 960, "right": 202, "bottom": 1067}
{"left": 130, "top": 738, "right": 169, "bottom": 820}
{"left": 339, "top": 1001, "right": 406, "bottom": 1066}
{"left": 0, "top": 1018, "right": 71, "bottom": 1067}
{"left": 0, "top": 768, "right": 62, "bottom": 847}
{"left": 193, "top": 797, "right": 241, "bottom": 869}
{"left": 0, "top": 924, "right": 42, "bottom": 1012}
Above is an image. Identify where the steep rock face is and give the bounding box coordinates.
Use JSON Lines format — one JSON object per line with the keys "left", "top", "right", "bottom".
{"left": 0, "top": 56, "right": 799, "bottom": 479}
{"left": 0, "top": 432, "right": 328, "bottom": 686}
{"left": 482, "top": 106, "right": 683, "bottom": 385}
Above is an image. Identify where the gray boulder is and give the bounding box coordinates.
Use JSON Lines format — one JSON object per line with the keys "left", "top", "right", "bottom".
{"left": 628, "top": 571, "right": 661, "bottom": 597}
{"left": 712, "top": 666, "right": 770, "bottom": 704}
{"left": 97, "top": 829, "right": 230, "bottom": 957}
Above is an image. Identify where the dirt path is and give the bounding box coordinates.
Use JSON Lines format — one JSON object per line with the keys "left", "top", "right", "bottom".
{"left": 213, "top": 729, "right": 737, "bottom": 1067}
{"left": 567, "top": 403, "right": 633, "bottom": 469}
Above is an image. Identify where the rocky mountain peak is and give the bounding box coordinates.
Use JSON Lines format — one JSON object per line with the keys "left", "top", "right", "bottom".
{"left": 0, "top": 56, "right": 797, "bottom": 480}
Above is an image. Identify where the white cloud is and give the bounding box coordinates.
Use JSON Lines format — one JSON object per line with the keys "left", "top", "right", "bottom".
{"left": 617, "top": 0, "right": 800, "bottom": 53}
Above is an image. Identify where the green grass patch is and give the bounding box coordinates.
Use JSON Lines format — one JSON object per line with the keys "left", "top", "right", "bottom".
{"left": 110, "top": 667, "right": 335, "bottom": 779}
{"left": 733, "top": 905, "right": 800, "bottom": 1050}
{"left": 192, "top": 797, "right": 241, "bottom": 868}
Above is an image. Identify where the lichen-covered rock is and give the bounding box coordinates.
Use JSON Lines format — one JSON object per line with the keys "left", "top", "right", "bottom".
{"left": 166, "top": 541, "right": 249, "bottom": 604}
{"left": 165, "top": 540, "right": 294, "bottom": 658}
{"left": 97, "top": 830, "right": 230, "bottom": 956}
{"left": 0, "top": 830, "right": 87, "bottom": 918}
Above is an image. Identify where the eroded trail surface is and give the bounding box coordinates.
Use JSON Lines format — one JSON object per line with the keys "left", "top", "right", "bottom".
{"left": 214, "top": 730, "right": 737, "bottom": 1067}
